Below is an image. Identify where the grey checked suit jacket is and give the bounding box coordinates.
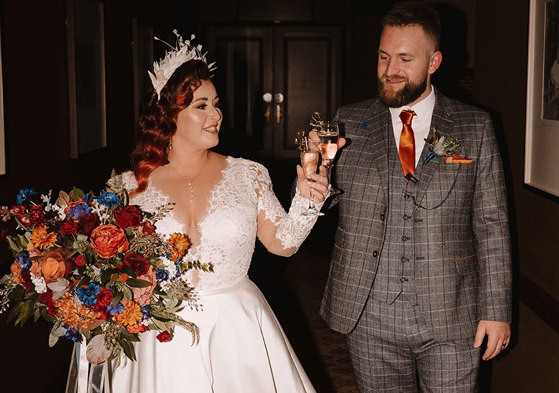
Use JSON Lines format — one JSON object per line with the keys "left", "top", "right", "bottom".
{"left": 319, "top": 91, "right": 512, "bottom": 342}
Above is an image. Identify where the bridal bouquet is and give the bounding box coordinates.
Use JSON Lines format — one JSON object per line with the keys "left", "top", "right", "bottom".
{"left": 0, "top": 171, "right": 211, "bottom": 366}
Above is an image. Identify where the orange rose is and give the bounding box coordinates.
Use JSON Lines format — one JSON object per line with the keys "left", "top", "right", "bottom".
{"left": 10, "top": 261, "right": 23, "bottom": 283}
{"left": 40, "top": 249, "right": 67, "bottom": 283}
{"left": 90, "top": 224, "right": 130, "bottom": 259}
{"left": 29, "top": 260, "right": 41, "bottom": 276}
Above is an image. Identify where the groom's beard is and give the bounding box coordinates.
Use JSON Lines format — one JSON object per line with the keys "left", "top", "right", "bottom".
{"left": 378, "top": 74, "right": 428, "bottom": 108}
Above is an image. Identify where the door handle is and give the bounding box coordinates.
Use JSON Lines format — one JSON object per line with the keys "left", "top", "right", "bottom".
{"left": 274, "top": 93, "right": 284, "bottom": 125}
{"left": 263, "top": 93, "right": 272, "bottom": 124}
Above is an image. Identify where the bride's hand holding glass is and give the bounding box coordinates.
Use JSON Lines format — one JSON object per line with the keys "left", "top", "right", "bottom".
{"left": 296, "top": 163, "right": 329, "bottom": 205}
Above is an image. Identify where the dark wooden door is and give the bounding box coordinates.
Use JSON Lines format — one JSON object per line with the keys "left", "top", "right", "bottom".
{"left": 206, "top": 25, "right": 343, "bottom": 163}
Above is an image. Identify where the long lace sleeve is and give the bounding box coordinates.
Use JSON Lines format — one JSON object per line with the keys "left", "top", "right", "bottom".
{"left": 252, "top": 163, "right": 323, "bottom": 252}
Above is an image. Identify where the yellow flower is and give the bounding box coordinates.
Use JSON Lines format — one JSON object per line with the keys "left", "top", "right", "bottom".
{"left": 115, "top": 299, "right": 143, "bottom": 326}
{"left": 30, "top": 225, "right": 57, "bottom": 249}
{"left": 168, "top": 233, "right": 190, "bottom": 261}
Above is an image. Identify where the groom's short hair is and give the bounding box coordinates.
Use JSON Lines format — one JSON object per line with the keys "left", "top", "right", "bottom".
{"left": 382, "top": 1, "right": 442, "bottom": 50}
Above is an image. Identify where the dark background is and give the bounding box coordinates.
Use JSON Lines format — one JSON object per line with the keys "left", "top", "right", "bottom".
{"left": 0, "top": 0, "right": 558, "bottom": 392}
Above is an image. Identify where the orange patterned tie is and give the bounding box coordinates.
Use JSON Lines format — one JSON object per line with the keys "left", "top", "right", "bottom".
{"left": 399, "top": 110, "right": 416, "bottom": 180}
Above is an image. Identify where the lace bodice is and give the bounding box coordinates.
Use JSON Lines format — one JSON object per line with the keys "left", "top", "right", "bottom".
{"left": 120, "top": 157, "right": 320, "bottom": 291}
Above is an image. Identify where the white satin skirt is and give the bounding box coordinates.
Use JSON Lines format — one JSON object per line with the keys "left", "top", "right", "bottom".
{"left": 93, "top": 277, "right": 316, "bottom": 393}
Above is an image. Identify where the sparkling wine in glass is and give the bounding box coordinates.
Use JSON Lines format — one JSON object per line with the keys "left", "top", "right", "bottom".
{"left": 319, "top": 121, "right": 339, "bottom": 162}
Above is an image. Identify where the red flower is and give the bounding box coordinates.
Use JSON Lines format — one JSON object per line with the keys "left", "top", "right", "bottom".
{"left": 96, "top": 308, "right": 110, "bottom": 320}
{"left": 78, "top": 213, "right": 100, "bottom": 236}
{"left": 114, "top": 206, "right": 142, "bottom": 228}
{"left": 29, "top": 204, "right": 45, "bottom": 225}
{"left": 156, "top": 331, "right": 171, "bottom": 342}
{"left": 141, "top": 222, "right": 155, "bottom": 235}
{"left": 38, "top": 290, "right": 57, "bottom": 314}
{"left": 11, "top": 205, "right": 30, "bottom": 226}
{"left": 75, "top": 255, "right": 86, "bottom": 266}
{"left": 38, "top": 289, "right": 54, "bottom": 307}
{"left": 61, "top": 221, "right": 80, "bottom": 234}
{"left": 123, "top": 252, "right": 150, "bottom": 276}
{"left": 0, "top": 229, "right": 8, "bottom": 240}
{"left": 95, "top": 287, "right": 113, "bottom": 308}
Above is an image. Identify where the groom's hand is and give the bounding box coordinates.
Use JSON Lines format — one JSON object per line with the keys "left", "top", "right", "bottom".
{"left": 474, "top": 320, "right": 511, "bottom": 360}
{"left": 308, "top": 130, "right": 346, "bottom": 152}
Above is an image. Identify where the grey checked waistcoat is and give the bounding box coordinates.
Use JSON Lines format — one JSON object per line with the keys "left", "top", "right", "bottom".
{"left": 370, "top": 129, "right": 422, "bottom": 304}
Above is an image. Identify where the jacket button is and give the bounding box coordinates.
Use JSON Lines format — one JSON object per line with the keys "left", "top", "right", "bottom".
{"left": 380, "top": 214, "right": 385, "bottom": 221}
{"left": 403, "top": 214, "right": 409, "bottom": 220}
{"left": 400, "top": 277, "right": 407, "bottom": 283}
{"left": 401, "top": 256, "right": 407, "bottom": 263}
{"left": 372, "top": 250, "right": 379, "bottom": 257}
{"left": 402, "top": 235, "right": 407, "bottom": 241}
{"left": 404, "top": 194, "right": 410, "bottom": 199}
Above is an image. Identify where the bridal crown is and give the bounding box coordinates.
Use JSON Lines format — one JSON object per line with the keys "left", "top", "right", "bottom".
{"left": 149, "top": 30, "right": 216, "bottom": 100}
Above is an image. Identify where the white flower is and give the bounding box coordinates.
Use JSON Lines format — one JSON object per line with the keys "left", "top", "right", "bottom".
{"left": 161, "top": 257, "right": 178, "bottom": 280}
{"left": 30, "top": 273, "right": 47, "bottom": 294}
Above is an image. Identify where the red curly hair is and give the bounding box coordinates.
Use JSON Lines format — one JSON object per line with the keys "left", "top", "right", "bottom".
{"left": 130, "top": 60, "right": 212, "bottom": 196}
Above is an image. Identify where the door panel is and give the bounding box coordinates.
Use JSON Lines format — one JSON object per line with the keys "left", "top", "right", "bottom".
{"left": 207, "top": 26, "right": 274, "bottom": 159}
{"left": 205, "top": 24, "right": 342, "bottom": 163}
{"left": 274, "top": 27, "right": 342, "bottom": 160}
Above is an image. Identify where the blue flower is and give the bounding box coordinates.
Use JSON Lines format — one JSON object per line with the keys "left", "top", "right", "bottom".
{"left": 67, "top": 202, "right": 92, "bottom": 219}
{"left": 17, "top": 253, "right": 32, "bottom": 270}
{"left": 82, "top": 194, "right": 93, "bottom": 203}
{"left": 63, "top": 325, "right": 80, "bottom": 342}
{"left": 156, "top": 269, "right": 169, "bottom": 281}
{"left": 76, "top": 283, "right": 100, "bottom": 306}
{"left": 16, "top": 188, "right": 37, "bottom": 204}
{"left": 107, "top": 301, "right": 125, "bottom": 316}
{"left": 97, "top": 192, "right": 121, "bottom": 207}
{"left": 140, "top": 305, "right": 151, "bottom": 319}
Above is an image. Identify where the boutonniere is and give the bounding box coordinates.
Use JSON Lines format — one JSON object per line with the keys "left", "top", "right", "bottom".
{"left": 423, "top": 128, "right": 474, "bottom": 165}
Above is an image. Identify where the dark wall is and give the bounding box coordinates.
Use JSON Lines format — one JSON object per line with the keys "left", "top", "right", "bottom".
{"left": 473, "top": 0, "right": 559, "bottom": 391}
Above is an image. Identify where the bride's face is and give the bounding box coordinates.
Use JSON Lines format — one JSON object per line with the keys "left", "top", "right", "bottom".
{"left": 173, "top": 80, "right": 223, "bottom": 151}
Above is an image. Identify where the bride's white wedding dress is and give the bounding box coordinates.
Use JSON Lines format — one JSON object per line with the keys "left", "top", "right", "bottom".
{"left": 106, "top": 156, "right": 319, "bottom": 393}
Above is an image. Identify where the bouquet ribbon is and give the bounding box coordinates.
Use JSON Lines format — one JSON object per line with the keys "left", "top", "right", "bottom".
{"left": 65, "top": 342, "right": 112, "bottom": 393}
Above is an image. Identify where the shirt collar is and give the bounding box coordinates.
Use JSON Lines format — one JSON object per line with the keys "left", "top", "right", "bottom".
{"left": 389, "top": 86, "right": 436, "bottom": 122}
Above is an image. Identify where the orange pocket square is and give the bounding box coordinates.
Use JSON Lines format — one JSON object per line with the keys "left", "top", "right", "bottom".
{"left": 444, "top": 154, "right": 473, "bottom": 164}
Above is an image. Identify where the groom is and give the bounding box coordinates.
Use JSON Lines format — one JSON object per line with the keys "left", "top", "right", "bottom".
{"left": 319, "top": 2, "right": 512, "bottom": 392}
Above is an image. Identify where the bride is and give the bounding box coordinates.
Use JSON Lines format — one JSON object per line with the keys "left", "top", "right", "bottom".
{"left": 91, "top": 35, "right": 329, "bottom": 393}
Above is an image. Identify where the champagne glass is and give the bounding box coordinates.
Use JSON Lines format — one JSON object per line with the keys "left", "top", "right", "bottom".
{"left": 295, "top": 130, "right": 324, "bottom": 215}
{"left": 318, "top": 121, "right": 339, "bottom": 163}
{"left": 317, "top": 120, "right": 341, "bottom": 196}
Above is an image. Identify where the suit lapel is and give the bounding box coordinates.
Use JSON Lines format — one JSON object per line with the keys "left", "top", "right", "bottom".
{"left": 363, "top": 103, "right": 391, "bottom": 195}
{"left": 414, "top": 92, "right": 455, "bottom": 208}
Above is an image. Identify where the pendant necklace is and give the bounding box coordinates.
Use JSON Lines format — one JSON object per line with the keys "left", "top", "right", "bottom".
{"left": 168, "top": 158, "right": 209, "bottom": 203}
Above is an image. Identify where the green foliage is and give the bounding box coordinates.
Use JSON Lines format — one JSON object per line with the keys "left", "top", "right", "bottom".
{"left": 126, "top": 278, "right": 152, "bottom": 288}
{"left": 69, "top": 188, "right": 85, "bottom": 201}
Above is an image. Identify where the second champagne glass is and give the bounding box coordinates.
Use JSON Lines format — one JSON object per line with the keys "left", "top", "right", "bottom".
{"left": 318, "top": 121, "right": 341, "bottom": 196}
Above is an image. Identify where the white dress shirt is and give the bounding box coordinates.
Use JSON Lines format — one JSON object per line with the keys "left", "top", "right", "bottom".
{"left": 389, "top": 87, "right": 436, "bottom": 168}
